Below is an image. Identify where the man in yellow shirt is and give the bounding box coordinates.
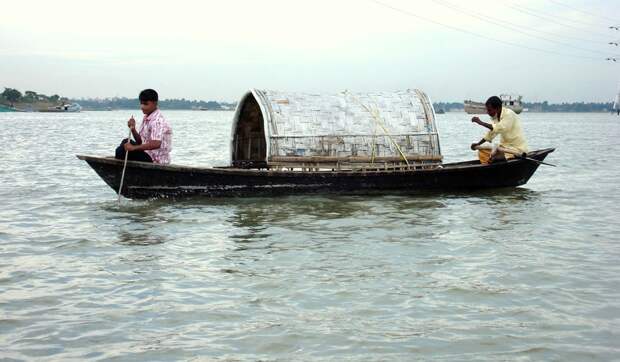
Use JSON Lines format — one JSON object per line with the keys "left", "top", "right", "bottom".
{"left": 470, "top": 96, "right": 528, "bottom": 163}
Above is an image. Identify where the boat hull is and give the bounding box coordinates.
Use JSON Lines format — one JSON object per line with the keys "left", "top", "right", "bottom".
{"left": 77, "top": 149, "right": 554, "bottom": 199}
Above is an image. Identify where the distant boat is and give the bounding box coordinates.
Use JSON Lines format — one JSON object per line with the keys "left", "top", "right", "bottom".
{"left": 436, "top": 108, "right": 446, "bottom": 114}
{"left": 464, "top": 94, "right": 524, "bottom": 114}
{"left": 613, "top": 86, "right": 620, "bottom": 115}
{"left": 39, "top": 103, "right": 82, "bottom": 113}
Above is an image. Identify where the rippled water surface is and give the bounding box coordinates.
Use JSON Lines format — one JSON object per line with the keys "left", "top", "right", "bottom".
{"left": 1, "top": 111, "right": 619, "bottom": 361}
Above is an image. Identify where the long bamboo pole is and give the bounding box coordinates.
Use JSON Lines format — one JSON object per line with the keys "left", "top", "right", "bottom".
{"left": 118, "top": 122, "right": 133, "bottom": 203}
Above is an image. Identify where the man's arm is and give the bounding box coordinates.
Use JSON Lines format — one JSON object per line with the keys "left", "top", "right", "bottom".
{"left": 470, "top": 138, "right": 487, "bottom": 150}
{"left": 471, "top": 116, "right": 493, "bottom": 131}
{"left": 125, "top": 118, "right": 166, "bottom": 152}
{"left": 125, "top": 140, "right": 161, "bottom": 152}
{"left": 128, "top": 117, "right": 143, "bottom": 144}
{"left": 470, "top": 116, "right": 494, "bottom": 149}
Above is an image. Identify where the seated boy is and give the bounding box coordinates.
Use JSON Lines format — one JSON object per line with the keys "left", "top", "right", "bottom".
{"left": 115, "top": 89, "right": 173, "bottom": 164}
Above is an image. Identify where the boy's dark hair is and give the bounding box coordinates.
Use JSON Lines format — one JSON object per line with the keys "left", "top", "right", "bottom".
{"left": 139, "top": 89, "right": 158, "bottom": 103}
{"left": 485, "top": 96, "right": 502, "bottom": 109}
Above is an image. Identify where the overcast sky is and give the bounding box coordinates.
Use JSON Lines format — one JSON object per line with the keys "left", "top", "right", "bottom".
{"left": 1, "top": 0, "right": 618, "bottom": 102}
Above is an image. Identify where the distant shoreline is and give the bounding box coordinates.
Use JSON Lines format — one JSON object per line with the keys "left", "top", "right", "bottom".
{"left": 433, "top": 102, "right": 614, "bottom": 113}
{"left": 74, "top": 109, "right": 614, "bottom": 114}
{"left": 2, "top": 88, "right": 615, "bottom": 113}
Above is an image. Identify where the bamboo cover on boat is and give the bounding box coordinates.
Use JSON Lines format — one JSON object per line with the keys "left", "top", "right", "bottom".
{"left": 230, "top": 89, "right": 442, "bottom": 166}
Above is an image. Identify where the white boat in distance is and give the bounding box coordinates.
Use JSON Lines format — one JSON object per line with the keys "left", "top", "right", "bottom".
{"left": 464, "top": 94, "right": 524, "bottom": 114}
{"left": 613, "top": 84, "right": 620, "bottom": 115}
{"left": 39, "top": 103, "right": 82, "bottom": 113}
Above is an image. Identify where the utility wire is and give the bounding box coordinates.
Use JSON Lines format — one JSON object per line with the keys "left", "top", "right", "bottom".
{"left": 507, "top": 4, "right": 612, "bottom": 38}
{"left": 431, "top": 0, "right": 613, "bottom": 55}
{"left": 435, "top": 0, "right": 608, "bottom": 45}
{"left": 547, "top": 0, "right": 619, "bottom": 24}
{"left": 514, "top": 2, "right": 609, "bottom": 28}
{"left": 370, "top": 0, "right": 603, "bottom": 61}
{"left": 513, "top": 3, "right": 611, "bottom": 29}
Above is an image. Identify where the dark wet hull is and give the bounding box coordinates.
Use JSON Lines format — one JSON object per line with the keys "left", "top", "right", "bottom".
{"left": 77, "top": 149, "right": 554, "bottom": 199}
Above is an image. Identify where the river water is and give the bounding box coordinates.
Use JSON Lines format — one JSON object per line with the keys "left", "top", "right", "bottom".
{"left": 1, "top": 110, "right": 619, "bottom": 361}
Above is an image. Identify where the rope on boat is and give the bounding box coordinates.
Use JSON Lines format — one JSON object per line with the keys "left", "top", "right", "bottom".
{"left": 343, "top": 91, "right": 410, "bottom": 167}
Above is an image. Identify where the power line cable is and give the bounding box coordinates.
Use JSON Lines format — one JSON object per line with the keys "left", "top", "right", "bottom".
{"left": 369, "top": 0, "right": 605, "bottom": 61}
{"left": 514, "top": 2, "right": 609, "bottom": 28}
{"left": 430, "top": 0, "right": 613, "bottom": 55}
{"left": 432, "top": 0, "right": 608, "bottom": 45}
{"left": 507, "top": 4, "right": 612, "bottom": 38}
{"left": 547, "top": 0, "right": 619, "bottom": 24}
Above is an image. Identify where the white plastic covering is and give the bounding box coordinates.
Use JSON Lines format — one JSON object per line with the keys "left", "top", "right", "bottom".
{"left": 231, "top": 89, "right": 441, "bottom": 164}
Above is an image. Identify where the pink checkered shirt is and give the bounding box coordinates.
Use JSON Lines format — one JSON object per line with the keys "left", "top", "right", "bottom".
{"left": 138, "top": 109, "right": 172, "bottom": 164}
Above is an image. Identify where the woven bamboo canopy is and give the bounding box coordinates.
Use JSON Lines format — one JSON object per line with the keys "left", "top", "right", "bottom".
{"left": 230, "top": 89, "right": 442, "bottom": 169}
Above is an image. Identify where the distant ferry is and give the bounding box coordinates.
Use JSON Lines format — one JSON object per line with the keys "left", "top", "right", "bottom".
{"left": 614, "top": 85, "right": 620, "bottom": 115}
{"left": 464, "top": 95, "right": 524, "bottom": 114}
{"left": 39, "top": 103, "right": 82, "bottom": 113}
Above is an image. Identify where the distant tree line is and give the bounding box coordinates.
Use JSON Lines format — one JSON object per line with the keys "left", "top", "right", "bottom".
{"left": 71, "top": 97, "right": 237, "bottom": 111}
{"left": 433, "top": 101, "right": 615, "bottom": 113}
{"left": 2, "top": 87, "right": 613, "bottom": 113}
{"left": 1, "top": 87, "right": 65, "bottom": 106}
{"left": 433, "top": 102, "right": 464, "bottom": 112}
{"left": 522, "top": 101, "right": 614, "bottom": 112}
{"left": 1, "top": 87, "right": 236, "bottom": 110}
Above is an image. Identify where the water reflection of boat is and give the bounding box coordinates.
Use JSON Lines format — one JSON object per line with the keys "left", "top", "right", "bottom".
{"left": 464, "top": 95, "right": 524, "bottom": 114}
{"left": 78, "top": 89, "right": 553, "bottom": 199}
{"left": 39, "top": 103, "right": 82, "bottom": 112}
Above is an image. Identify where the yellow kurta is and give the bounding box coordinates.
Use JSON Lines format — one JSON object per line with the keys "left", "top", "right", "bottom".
{"left": 484, "top": 107, "right": 528, "bottom": 154}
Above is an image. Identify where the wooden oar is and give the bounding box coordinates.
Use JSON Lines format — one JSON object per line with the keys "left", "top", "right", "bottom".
{"left": 118, "top": 117, "right": 133, "bottom": 203}
{"left": 475, "top": 145, "right": 556, "bottom": 167}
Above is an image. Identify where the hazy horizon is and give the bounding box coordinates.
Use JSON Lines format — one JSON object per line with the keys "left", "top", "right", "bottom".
{"left": 1, "top": 0, "right": 619, "bottom": 103}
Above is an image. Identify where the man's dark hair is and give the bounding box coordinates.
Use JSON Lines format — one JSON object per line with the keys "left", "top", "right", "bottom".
{"left": 139, "top": 89, "right": 158, "bottom": 103}
{"left": 485, "top": 96, "right": 502, "bottom": 109}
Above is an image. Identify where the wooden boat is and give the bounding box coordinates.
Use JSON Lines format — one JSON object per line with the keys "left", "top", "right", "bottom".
{"left": 78, "top": 89, "right": 553, "bottom": 199}
{"left": 77, "top": 149, "right": 554, "bottom": 199}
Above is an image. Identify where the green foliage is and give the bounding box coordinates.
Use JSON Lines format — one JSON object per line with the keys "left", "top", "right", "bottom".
{"left": 524, "top": 102, "right": 614, "bottom": 112}
{"left": 23, "top": 90, "right": 38, "bottom": 103}
{"left": 70, "top": 97, "right": 237, "bottom": 111}
{"left": 433, "top": 102, "right": 614, "bottom": 113}
{"left": 2, "top": 88, "right": 22, "bottom": 103}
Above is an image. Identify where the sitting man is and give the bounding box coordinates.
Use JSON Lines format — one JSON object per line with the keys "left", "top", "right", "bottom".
{"left": 115, "top": 89, "right": 172, "bottom": 164}
{"left": 470, "top": 96, "right": 528, "bottom": 164}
